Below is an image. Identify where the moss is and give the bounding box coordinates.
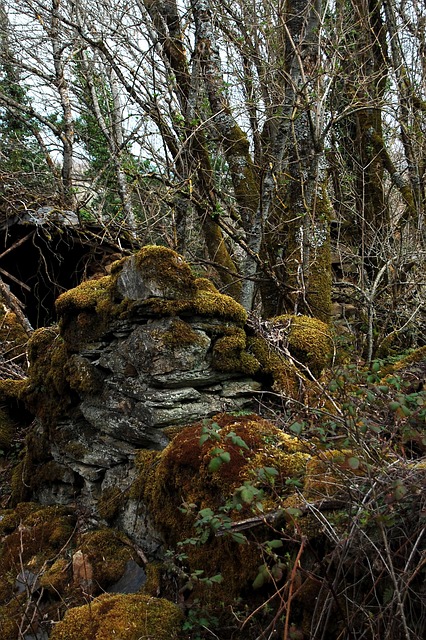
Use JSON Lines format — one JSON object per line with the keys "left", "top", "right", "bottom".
{"left": 143, "top": 562, "right": 162, "bottom": 596}
{"left": 0, "top": 306, "right": 30, "bottom": 370}
{"left": 141, "top": 289, "right": 247, "bottom": 324}
{"left": 131, "top": 245, "right": 197, "bottom": 299}
{"left": 247, "top": 335, "right": 301, "bottom": 396}
{"left": 39, "top": 557, "right": 70, "bottom": 594}
{"left": 0, "top": 596, "right": 24, "bottom": 639}
{"left": 65, "top": 354, "right": 104, "bottom": 395}
{"left": 132, "top": 414, "right": 312, "bottom": 599}
{"left": 195, "top": 277, "right": 219, "bottom": 293}
{"left": 0, "top": 502, "right": 40, "bottom": 536}
{"left": 0, "top": 379, "right": 27, "bottom": 402}
{"left": 269, "top": 314, "right": 332, "bottom": 376}
{"left": 79, "top": 529, "right": 135, "bottom": 589}
{"left": 0, "top": 408, "right": 16, "bottom": 450}
{"left": 50, "top": 592, "right": 183, "bottom": 640}
{"left": 24, "top": 327, "right": 71, "bottom": 423}
{"left": 97, "top": 486, "right": 125, "bottom": 522}
{"left": 0, "top": 504, "right": 76, "bottom": 601}
{"left": 212, "top": 327, "right": 260, "bottom": 375}
{"left": 161, "top": 318, "right": 203, "bottom": 347}
{"left": 10, "top": 429, "right": 53, "bottom": 503}
{"left": 55, "top": 275, "right": 113, "bottom": 316}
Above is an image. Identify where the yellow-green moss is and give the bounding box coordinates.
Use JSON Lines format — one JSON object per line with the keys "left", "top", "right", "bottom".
{"left": 79, "top": 529, "right": 135, "bottom": 588}
{"left": 131, "top": 245, "right": 197, "bottom": 299}
{"left": 247, "top": 335, "right": 302, "bottom": 397}
{"left": 39, "top": 557, "right": 70, "bottom": 594}
{"left": 131, "top": 414, "right": 313, "bottom": 599}
{"left": 142, "top": 562, "right": 162, "bottom": 596}
{"left": 0, "top": 379, "right": 27, "bottom": 402}
{"left": 50, "top": 592, "right": 183, "bottom": 640}
{"left": 0, "top": 502, "right": 40, "bottom": 536}
{"left": 24, "top": 327, "right": 71, "bottom": 423}
{"left": 269, "top": 314, "right": 332, "bottom": 376}
{"left": 195, "top": 277, "right": 219, "bottom": 293}
{"left": 97, "top": 486, "right": 126, "bottom": 521}
{"left": 0, "top": 504, "right": 76, "bottom": 599}
{"left": 55, "top": 275, "right": 113, "bottom": 316}
{"left": 212, "top": 327, "right": 260, "bottom": 374}
{"left": 0, "top": 306, "right": 30, "bottom": 369}
{"left": 141, "top": 289, "right": 247, "bottom": 324}
{"left": 65, "top": 355, "right": 103, "bottom": 395}
{"left": 161, "top": 318, "right": 203, "bottom": 347}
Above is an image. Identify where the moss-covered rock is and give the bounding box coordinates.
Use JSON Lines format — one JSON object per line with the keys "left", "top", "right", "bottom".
{"left": 212, "top": 327, "right": 260, "bottom": 375}
{"left": 131, "top": 414, "right": 311, "bottom": 598}
{"left": 268, "top": 314, "right": 332, "bottom": 376}
{"left": 49, "top": 592, "right": 183, "bottom": 640}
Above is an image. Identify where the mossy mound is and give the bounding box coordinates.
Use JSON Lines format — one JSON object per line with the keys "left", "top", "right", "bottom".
{"left": 114, "top": 244, "right": 198, "bottom": 300}
{"left": 247, "top": 334, "right": 302, "bottom": 396}
{"left": 49, "top": 592, "right": 183, "bottom": 640}
{"left": 268, "top": 314, "right": 332, "bottom": 376}
{"left": 55, "top": 246, "right": 247, "bottom": 351}
{"left": 132, "top": 414, "right": 311, "bottom": 597}
{"left": 0, "top": 503, "right": 76, "bottom": 612}
{"left": 78, "top": 529, "right": 136, "bottom": 589}
{"left": 212, "top": 326, "right": 260, "bottom": 374}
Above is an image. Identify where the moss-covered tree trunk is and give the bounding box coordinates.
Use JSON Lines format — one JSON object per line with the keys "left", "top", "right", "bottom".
{"left": 260, "top": 0, "right": 332, "bottom": 322}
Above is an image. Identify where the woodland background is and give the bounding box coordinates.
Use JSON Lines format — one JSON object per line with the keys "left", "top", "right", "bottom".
{"left": 0, "top": 0, "right": 425, "bottom": 359}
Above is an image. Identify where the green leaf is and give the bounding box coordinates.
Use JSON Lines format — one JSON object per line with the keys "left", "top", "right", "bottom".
{"left": 290, "top": 422, "right": 304, "bottom": 435}
{"left": 198, "top": 508, "right": 214, "bottom": 519}
{"left": 263, "top": 466, "right": 279, "bottom": 476}
{"left": 389, "top": 401, "right": 401, "bottom": 411}
{"left": 230, "top": 532, "right": 247, "bottom": 544}
{"left": 266, "top": 539, "right": 283, "bottom": 549}
{"left": 252, "top": 565, "right": 268, "bottom": 590}
{"left": 240, "top": 487, "right": 255, "bottom": 503}
{"left": 219, "top": 451, "right": 231, "bottom": 463}
{"left": 199, "top": 434, "right": 210, "bottom": 446}
{"left": 208, "top": 457, "right": 223, "bottom": 472}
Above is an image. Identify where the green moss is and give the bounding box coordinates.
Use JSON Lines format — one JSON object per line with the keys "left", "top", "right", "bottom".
{"left": 140, "top": 289, "right": 247, "bottom": 324}
{"left": 269, "top": 314, "right": 332, "bottom": 376}
{"left": 79, "top": 529, "right": 135, "bottom": 589}
{"left": 65, "top": 354, "right": 104, "bottom": 395}
{"left": 0, "top": 504, "right": 75, "bottom": 597}
{"left": 97, "top": 486, "right": 125, "bottom": 521}
{"left": 0, "top": 379, "right": 27, "bottom": 402}
{"left": 131, "top": 414, "right": 312, "bottom": 599}
{"left": 247, "top": 335, "right": 301, "bottom": 396}
{"left": 39, "top": 557, "right": 70, "bottom": 594}
{"left": 10, "top": 429, "right": 54, "bottom": 503}
{"left": 0, "top": 305, "right": 30, "bottom": 370}
{"left": 55, "top": 276, "right": 113, "bottom": 316}
{"left": 24, "top": 327, "right": 71, "bottom": 423}
{"left": 161, "top": 318, "right": 203, "bottom": 347}
{"left": 195, "top": 277, "right": 219, "bottom": 293}
{"left": 131, "top": 245, "right": 197, "bottom": 299}
{"left": 0, "top": 502, "right": 40, "bottom": 536}
{"left": 0, "top": 408, "right": 15, "bottom": 450}
{"left": 212, "top": 327, "right": 260, "bottom": 374}
{"left": 0, "top": 596, "right": 24, "bottom": 639}
{"left": 143, "top": 562, "right": 162, "bottom": 596}
{"left": 50, "top": 593, "right": 183, "bottom": 640}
